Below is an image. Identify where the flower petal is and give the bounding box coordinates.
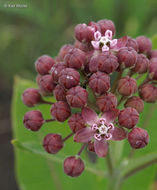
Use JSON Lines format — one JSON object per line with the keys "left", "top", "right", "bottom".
{"left": 105, "top": 30, "right": 113, "bottom": 40}
{"left": 94, "top": 140, "right": 108, "bottom": 157}
{"left": 114, "top": 36, "right": 128, "bottom": 50}
{"left": 94, "top": 31, "right": 101, "bottom": 41}
{"left": 101, "top": 109, "right": 120, "bottom": 122}
{"left": 91, "top": 41, "right": 100, "bottom": 49}
{"left": 110, "top": 127, "right": 127, "bottom": 141}
{"left": 82, "top": 107, "right": 98, "bottom": 125}
{"left": 74, "top": 127, "right": 94, "bottom": 143}
{"left": 102, "top": 45, "right": 109, "bottom": 52}
{"left": 110, "top": 39, "right": 118, "bottom": 48}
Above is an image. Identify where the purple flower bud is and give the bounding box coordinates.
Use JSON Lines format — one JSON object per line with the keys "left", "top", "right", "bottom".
{"left": 128, "top": 128, "right": 149, "bottom": 149}
{"left": 149, "top": 58, "right": 157, "bottom": 80}
{"left": 50, "top": 62, "right": 67, "bottom": 83}
{"left": 36, "top": 74, "right": 42, "bottom": 86}
{"left": 89, "top": 52, "right": 119, "bottom": 74}
{"left": 74, "top": 40, "right": 92, "bottom": 52}
{"left": 126, "top": 37, "right": 139, "bottom": 51}
{"left": 117, "top": 47, "right": 137, "bottom": 68}
{"left": 136, "top": 36, "right": 152, "bottom": 54}
{"left": 63, "top": 156, "right": 85, "bottom": 177}
{"left": 88, "top": 141, "right": 95, "bottom": 152}
{"left": 97, "top": 19, "right": 115, "bottom": 35}
{"left": 89, "top": 71, "right": 110, "bottom": 94}
{"left": 96, "top": 93, "right": 117, "bottom": 112}
{"left": 68, "top": 113, "right": 86, "bottom": 133}
{"left": 43, "top": 134, "right": 63, "bottom": 154}
{"left": 124, "top": 96, "right": 144, "bottom": 113}
{"left": 22, "top": 88, "right": 41, "bottom": 107}
{"left": 35, "top": 55, "right": 55, "bottom": 75}
{"left": 50, "top": 101, "right": 71, "bottom": 122}
{"left": 139, "top": 83, "right": 157, "bottom": 102}
{"left": 149, "top": 50, "right": 157, "bottom": 59}
{"left": 23, "top": 110, "right": 44, "bottom": 131}
{"left": 66, "top": 86, "right": 88, "bottom": 108}
{"left": 88, "top": 21, "right": 101, "bottom": 32}
{"left": 57, "top": 44, "right": 74, "bottom": 61}
{"left": 117, "top": 76, "right": 137, "bottom": 96}
{"left": 133, "top": 54, "right": 149, "bottom": 74}
{"left": 74, "top": 23, "right": 95, "bottom": 42}
{"left": 53, "top": 84, "right": 66, "bottom": 101}
{"left": 64, "top": 48, "right": 86, "bottom": 69}
{"left": 118, "top": 107, "right": 139, "bottom": 129}
{"left": 59, "top": 68, "right": 80, "bottom": 89}
{"left": 38, "top": 74, "right": 56, "bottom": 94}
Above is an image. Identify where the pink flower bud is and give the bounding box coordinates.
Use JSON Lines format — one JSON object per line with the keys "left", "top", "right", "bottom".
{"left": 74, "top": 23, "right": 95, "bottom": 42}
{"left": 23, "top": 110, "right": 44, "bottom": 131}
{"left": 96, "top": 93, "right": 117, "bottom": 112}
{"left": 126, "top": 37, "right": 139, "bottom": 51}
{"left": 50, "top": 101, "right": 71, "bottom": 122}
{"left": 59, "top": 68, "right": 80, "bottom": 89}
{"left": 124, "top": 96, "right": 144, "bottom": 113}
{"left": 139, "top": 83, "right": 157, "bottom": 102}
{"left": 117, "top": 76, "right": 137, "bottom": 96}
{"left": 36, "top": 74, "right": 42, "bottom": 86}
{"left": 53, "top": 84, "right": 66, "bottom": 101}
{"left": 149, "top": 58, "right": 157, "bottom": 80}
{"left": 66, "top": 86, "right": 88, "bottom": 108}
{"left": 89, "top": 71, "right": 110, "bottom": 94}
{"left": 88, "top": 21, "right": 101, "bottom": 32}
{"left": 97, "top": 19, "right": 115, "bottom": 35}
{"left": 89, "top": 52, "right": 119, "bottom": 74}
{"left": 149, "top": 50, "right": 157, "bottom": 59}
{"left": 22, "top": 88, "right": 41, "bottom": 107}
{"left": 118, "top": 107, "right": 139, "bottom": 129}
{"left": 64, "top": 156, "right": 85, "bottom": 177}
{"left": 43, "top": 134, "right": 63, "bottom": 154}
{"left": 136, "top": 36, "right": 152, "bottom": 54}
{"left": 68, "top": 113, "right": 86, "bottom": 133}
{"left": 128, "top": 128, "right": 149, "bottom": 149}
{"left": 133, "top": 54, "right": 149, "bottom": 74}
{"left": 74, "top": 40, "right": 92, "bottom": 52}
{"left": 50, "top": 62, "right": 67, "bottom": 83}
{"left": 64, "top": 48, "right": 86, "bottom": 69}
{"left": 88, "top": 141, "right": 95, "bottom": 152}
{"left": 38, "top": 75, "right": 56, "bottom": 94}
{"left": 57, "top": 44, "right": 74, "bottom": 61}
{"left": 35, "top": 55, "right": 55, "bottom": 75}
{"left": 117, "top": 47, "right": 137, "bottom": 68}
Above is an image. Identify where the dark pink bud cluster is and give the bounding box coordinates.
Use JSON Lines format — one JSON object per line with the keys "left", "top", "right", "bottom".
{"left": 22, "top": 18, "right": 156, "bottom": 177}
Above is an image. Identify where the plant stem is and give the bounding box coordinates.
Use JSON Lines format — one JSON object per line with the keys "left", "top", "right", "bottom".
{"left": 77, "top": 143, "right": 86, "bottom": 156}
{"left": 117, "top": 96, "right": 127, "bottom": 107}
{"left": 62, "top": 132, "right": 74, "bottom": 142}
{"left": 106, "top": 146, "right": 114, "bottom": 176}
{"left": 111, "top": 70, "right": 123, "bottom": 94}
{"left": 45, "top": 119, "right": 55, "bottom": 122}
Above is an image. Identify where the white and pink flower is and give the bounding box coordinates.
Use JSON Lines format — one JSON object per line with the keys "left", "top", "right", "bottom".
{"left": 91, "top": 30, "right": 128, "bottom": 52}
{"left": 74, "top": 107, "right": 127, "bottom": 157}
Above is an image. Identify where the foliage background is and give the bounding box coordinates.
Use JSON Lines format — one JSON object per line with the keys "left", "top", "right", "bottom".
{"left": 1, "top": 0, "right": 157, "bottom": 189}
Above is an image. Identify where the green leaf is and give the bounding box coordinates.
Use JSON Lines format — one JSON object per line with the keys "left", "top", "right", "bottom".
{"left": 11, "top": 76, "right": 107, "bottom": 190}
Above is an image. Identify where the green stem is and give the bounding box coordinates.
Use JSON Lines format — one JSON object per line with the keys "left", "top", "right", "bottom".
{"left": 106, "top": 149, "right": 114, "bottom": 176}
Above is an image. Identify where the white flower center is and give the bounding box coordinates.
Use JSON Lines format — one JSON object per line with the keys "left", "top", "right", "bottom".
{"left": 98, "top": 124, "right": 109, "bottom": 135}
{"left": 91, "top": 118, "right": 113, "bottom": 141}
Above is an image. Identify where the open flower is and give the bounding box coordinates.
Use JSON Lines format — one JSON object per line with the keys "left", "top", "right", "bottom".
{"left": 74, "top": 107, "right": 127, "bottom": 157}
{"left": 91, "top": 30, "right": 128, "bottom": 52}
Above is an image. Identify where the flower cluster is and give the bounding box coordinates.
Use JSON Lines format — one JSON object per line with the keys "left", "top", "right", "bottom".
{"left": 22, "top": 19, "right": 157, "bottom": 177}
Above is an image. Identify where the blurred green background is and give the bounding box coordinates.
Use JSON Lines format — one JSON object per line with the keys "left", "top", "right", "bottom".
{"left": 1, "top": 0, "right": 157, "bottom": 189}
